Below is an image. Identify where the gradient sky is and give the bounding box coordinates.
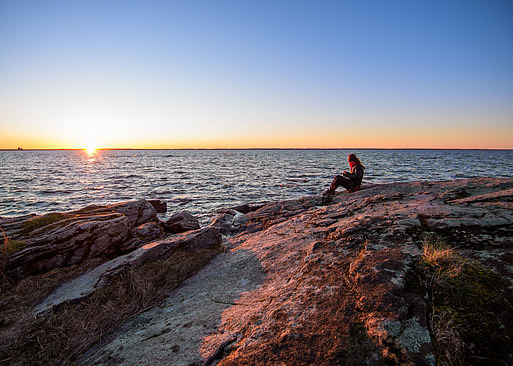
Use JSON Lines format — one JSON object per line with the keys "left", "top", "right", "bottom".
{"left": 1, "top": 0, "right": 512, "bottom": 149}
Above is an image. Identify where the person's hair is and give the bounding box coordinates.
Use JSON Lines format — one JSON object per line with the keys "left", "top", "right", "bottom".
{"left": 348, "top": 153, "right": 365, "bottom": 169}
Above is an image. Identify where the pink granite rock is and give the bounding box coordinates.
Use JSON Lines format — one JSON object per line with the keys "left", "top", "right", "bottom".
{"left": 82, "top": 178, "right": 513, "bottom": 366}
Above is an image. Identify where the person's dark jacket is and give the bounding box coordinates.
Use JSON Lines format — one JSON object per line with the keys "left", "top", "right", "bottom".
{"left": 343, "top": 163, "right": 364, "bottom": 189}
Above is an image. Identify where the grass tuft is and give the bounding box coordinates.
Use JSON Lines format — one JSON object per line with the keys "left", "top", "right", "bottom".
{"left": 430, "top": 308, "right": 464, "bottom": 366}
{"left": 416, "top": 232, "right": 512, "bottom": 365}
{"left": 1, "top": 226, "right": 8, "bottom": 257}
{"left": 0, "top": 227, "right": 14, "bottom": 290}
{"left": 1, "top": 226, "right": 27, "bottom": 257}
{"left": 420, "top": 233, "right": 466, "bottom": 280}
{"left": 22, "top": 213, "right": 69, "bottom": 234}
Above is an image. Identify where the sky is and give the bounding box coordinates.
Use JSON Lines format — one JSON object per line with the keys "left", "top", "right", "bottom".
{"left": 1, "top": 0, "right": 512, "bottom": 149}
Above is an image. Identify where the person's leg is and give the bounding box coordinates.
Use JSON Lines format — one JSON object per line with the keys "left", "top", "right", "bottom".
{"left": 327, "top": 175, "right": 351, "bottom": 193}
{"left": 338, "top": 176, "right": 352, "bottom": 191}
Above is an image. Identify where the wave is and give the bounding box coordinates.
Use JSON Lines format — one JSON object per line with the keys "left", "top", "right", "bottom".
{"left": 1, "top": 149, "right": 513, "bottom": 217}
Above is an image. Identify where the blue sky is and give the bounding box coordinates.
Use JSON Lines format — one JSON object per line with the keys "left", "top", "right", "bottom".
{"left": 1, "top": 0, "right": 512, "bottom": 148}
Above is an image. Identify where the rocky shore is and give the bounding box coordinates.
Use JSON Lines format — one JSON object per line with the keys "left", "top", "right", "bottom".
{"left": 1, "top": 177, "right": 513, "bottom": 365}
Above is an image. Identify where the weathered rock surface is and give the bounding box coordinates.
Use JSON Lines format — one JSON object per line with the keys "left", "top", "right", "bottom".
{"left": 1, "top": 199, "right": 162, "bottom": 280}
{"left": 33, "top": 227, "right": 222, "bottom": 315}
{"left": 135, "top": 221, "right": 164, "bottom": 241}
{"left": 79, "top": 249, "right": 266, "bottom": 366}
{"left": 164, "top": 210, "right": 200, "bottom": 234}
{"left": 80, "top": 178, "right": 513, "bottom": 365}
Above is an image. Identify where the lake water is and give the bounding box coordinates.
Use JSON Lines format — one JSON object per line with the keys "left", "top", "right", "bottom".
{"left": 1, "top": 149, "right": 512, "bottom": 221}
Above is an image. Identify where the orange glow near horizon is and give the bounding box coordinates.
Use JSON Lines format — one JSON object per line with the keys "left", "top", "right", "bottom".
{"left": 1, "top": 121, "right": 513, "bottom": 150}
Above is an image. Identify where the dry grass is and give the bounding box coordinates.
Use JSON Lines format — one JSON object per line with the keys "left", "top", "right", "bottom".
{"left": 422, "top": 243, "right": 454, "bottom": 266}
{"left": 417, "top": 232, "right": 512, "bottom": 365}
{"left": 0, "top": 226, "right": 13, "bottom": 290}
{"left": 0, "top": 243, "right": 223, "bottom": 365}
{"left": 1, "top": 225, "right": 26, "bottom": 262}
{"left": 419, "top": 234, "right": 468, "bottom": 365}
{"left": 21, "top": 213, "right": 69, "bottom": 233}
{"left": 1, "top": 226, "right": 7, "bottom": 256}
{"left": 430, "top": 309, "right": 464, "bottom": 366}
{"left": 420, "top": 233, "right": 466, "bottom": 280}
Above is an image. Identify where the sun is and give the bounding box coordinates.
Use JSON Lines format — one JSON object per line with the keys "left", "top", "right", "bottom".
{"left": 84, "top": 143, "right": 98, "bottom": 156}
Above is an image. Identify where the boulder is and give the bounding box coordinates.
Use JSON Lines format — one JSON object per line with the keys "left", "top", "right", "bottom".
{"left": 244, "top": 195, "right": 320, "bottom": 232}
{"left": 2, "top": 199, "right": 160, "bottom": 280}
{"left": 79, "top": 245, "right": 264, "bottom": 366}
{"left": 208, "top": 210, "right": 250, "bottom": 236}
{"left": 208, "top": 212, "right": 237, "bottom": 235}
{"left": 164, "top": 210, "right": 200, "bottom": 234}
{"left": 147, "top": 199, "right": 167, "bottom": 214}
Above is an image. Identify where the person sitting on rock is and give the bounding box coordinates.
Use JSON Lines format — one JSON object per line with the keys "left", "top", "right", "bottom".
{"left": 324, "top": 153, "right": 365, "bottom": 195}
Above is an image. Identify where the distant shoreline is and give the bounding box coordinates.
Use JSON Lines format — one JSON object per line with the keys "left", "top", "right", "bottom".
{"left": 1, "top": 148, "right": 512, "bottom": 152}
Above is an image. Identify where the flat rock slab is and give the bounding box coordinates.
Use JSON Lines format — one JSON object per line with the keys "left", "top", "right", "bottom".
{"left": 79, "top": 248, "right": 266, "bottom": 365}
{"left": 34, "top": 227, "right": 221, "bottom": 315}
{"left": 79, "top": 178, "right": 513, "bottom": 365}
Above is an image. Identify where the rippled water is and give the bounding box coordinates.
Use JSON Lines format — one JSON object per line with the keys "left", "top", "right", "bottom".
{"left": 1, "top": 149, "right": 512, "bottom": 221}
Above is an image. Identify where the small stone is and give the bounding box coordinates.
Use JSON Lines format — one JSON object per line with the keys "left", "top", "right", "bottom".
{"left": 208, "top": 211, "right": 237, "bottom": 235}
{"left": 232, "top": 211, "right": 249, "bottom": 227}
{"left": 164, "top": 211, "right": 200, "bottom": 234}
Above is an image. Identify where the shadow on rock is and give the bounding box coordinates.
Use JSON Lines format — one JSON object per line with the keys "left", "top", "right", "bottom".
{"left": 79, "top": 249, "right": 266, "bottom": 366}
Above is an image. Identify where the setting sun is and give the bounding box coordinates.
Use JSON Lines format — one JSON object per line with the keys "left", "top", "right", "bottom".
{"left": 84, "top": 144, "right": 98, "bottom": 156}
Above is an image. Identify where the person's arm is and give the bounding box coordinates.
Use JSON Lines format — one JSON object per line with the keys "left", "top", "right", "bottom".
{"left": 355, "top": 165, "right": 364, "bottom": 180}
{"left": 345, "top": 165, "right": 364, "bottom": 181}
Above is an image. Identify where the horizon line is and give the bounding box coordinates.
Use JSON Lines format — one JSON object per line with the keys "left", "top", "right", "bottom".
{"left": 2, "top": 147, "right": 513, "bottom": 151}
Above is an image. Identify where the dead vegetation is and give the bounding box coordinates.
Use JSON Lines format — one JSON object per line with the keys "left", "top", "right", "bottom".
{"left": 416, "top": 233, "right": 513, "bottom": 366}
{"left": 1, "top": 226, "right": 14, "bottom": 290}
{"left": 0, "top": 241, "right": 223, "bottom": 365}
